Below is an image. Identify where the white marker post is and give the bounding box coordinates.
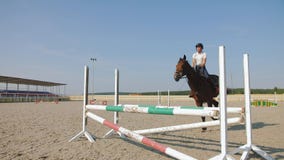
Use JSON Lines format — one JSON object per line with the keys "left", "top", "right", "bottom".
{"left": 167, "top": 89, "right": 170, "bottom": 107}
{"left": 69, "top": 65, "right": 95, "bottom": 142}
{"left": 210, "top": 46, "right": 235, "bottom": 160}
{"left": 114, "top": 69, "right": 119, "bottom": 124}
{"left": 104, "top": 69, "right": 120, "bottom": 138}
{"left": 230, "top": 54, "right": 274, "bottom": 160}
{"left": 157, "top": 90, "right": 161, "bottom": 105}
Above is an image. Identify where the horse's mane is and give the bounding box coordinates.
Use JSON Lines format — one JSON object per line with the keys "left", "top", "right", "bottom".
{"left": 182, "top": 59, "right": 201, "bottom": 78}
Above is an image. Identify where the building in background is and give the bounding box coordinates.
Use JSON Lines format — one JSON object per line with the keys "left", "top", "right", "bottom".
{"left": 0, "top": 76, "right": 66, "bottom": 103}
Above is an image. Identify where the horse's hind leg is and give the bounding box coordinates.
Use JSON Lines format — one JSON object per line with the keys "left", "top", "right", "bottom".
{"left": 201, "top": 103, "right": 207, "bottom": 131}
{"left": 196, "top": 101, "right": 207, "bottom": 131}
{"left": 211, "top": 100, "right": 219, "bottom": 120}
{"left": 201, "top": 116, "right": 206, "bottom": 131}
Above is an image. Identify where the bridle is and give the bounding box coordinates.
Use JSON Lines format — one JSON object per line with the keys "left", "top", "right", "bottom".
{"left": 175, "top": 60, "right": 191, "bottom": 80}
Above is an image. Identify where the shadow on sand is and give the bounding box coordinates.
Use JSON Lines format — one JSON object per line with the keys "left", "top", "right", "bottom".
{"left": 228, "top": 122, "right": 279, "bottom": 131}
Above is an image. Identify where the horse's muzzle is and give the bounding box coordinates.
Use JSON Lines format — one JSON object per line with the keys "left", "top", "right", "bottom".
{"left": 174, "top": 72, "right": 182, "bottom": 81}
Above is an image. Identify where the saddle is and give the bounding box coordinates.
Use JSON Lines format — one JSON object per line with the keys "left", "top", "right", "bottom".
{"left": 195, "top": 66, "right": 219, "bottom": 90}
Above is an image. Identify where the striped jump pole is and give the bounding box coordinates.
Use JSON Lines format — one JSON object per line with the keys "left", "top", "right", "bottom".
{"left": 133, "top": 104, "right": 244, "bottom": 114}
{"left": 86, "top": 111, "right": 197, "bottom": 160}
{"left": 86, "top": 104, "right": 219, "bottom": 117}
{"left": 134, "top": 117, "right": 243, "bottom": 135}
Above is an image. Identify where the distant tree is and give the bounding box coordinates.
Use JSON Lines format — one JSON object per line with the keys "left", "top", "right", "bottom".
{"left": 274, "top": 86, "right": 278, "bottom": 93}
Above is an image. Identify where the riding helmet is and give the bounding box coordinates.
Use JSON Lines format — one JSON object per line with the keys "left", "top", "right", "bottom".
{"left": 195, "top": 43, "right": 204, "bottom": 49}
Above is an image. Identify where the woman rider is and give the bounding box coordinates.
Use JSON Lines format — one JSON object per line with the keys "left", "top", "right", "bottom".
{"left": 190, "top": 43, "right": 216, "bottom": 97}
{"left": 192, "top": 43, "right": 209, "bottom": 78}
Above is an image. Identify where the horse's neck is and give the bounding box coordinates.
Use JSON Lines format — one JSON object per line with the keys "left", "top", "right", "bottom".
{"left": 185, "top": 64, "right": 199, "bottom": 92}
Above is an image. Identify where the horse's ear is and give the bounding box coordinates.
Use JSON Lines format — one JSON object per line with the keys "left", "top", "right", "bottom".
{"left": 183, "top": 55, "right": 186, "bottom": 60}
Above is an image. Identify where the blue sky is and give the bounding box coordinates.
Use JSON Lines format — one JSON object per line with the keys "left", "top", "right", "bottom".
{"left": 0, "top": 1, "right": 283, "bottom": 95}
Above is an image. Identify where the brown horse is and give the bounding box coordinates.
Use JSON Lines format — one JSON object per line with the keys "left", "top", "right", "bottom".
{"left": 174, "top": 55, "right": 219, "bottom": 131}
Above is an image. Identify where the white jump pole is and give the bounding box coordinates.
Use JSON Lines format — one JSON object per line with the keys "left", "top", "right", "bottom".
{"left": 134, "top": 117, "right": 242, "bottom": 135}
{"left": 210, "top": 46, "right": 234, "bottom": 160}
{"left": 243, "top": 53, "right": 253, "bottom": 157}
{"left": 274, "top": 91, "right": 277, "bottom": 104}
{"left": 230, "top": 54, "right": 274, "bottom": 160}
{"left": 69, "top": 65, "right": 95, "bottom": 142}
{"left": 157, "top": 90, "right": 161, "bottom": 105}
{"left": 114, "top": 69, "right": 119, "bottom": 124}
{"left": 167, "top": 89, "right": 170, "bottom": 107}
{"left": 104, "top": 69, "right": 120, "bottom": 138}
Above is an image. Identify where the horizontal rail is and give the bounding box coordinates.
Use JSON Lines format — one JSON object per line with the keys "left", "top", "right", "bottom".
{"left": 134, "top": 117, "right": 243, "bottom": 135}
{"left": 86, "top": 104, "right": 219, "bottom": 117}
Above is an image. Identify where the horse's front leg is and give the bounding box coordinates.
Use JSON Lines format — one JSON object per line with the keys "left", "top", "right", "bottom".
{"left": 212, "top": 99, "right": 219, "bottom": 108}
{"left": 207, "top": 101, "right": 218, "bottom": 121}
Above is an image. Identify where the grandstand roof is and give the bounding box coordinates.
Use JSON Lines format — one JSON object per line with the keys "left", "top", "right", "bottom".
{"left": 0, "top": 75, "right": 66, "bottom": 86}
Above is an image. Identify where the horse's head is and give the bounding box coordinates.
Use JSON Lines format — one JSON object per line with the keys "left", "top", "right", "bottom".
{"left": 174, "top": 55, "right": 190, "bottom": 81}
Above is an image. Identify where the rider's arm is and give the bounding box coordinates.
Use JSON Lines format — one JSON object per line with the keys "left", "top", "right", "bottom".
{"left": 192, "top": 58, "right": 196, "bottom": 67}
{"left": 200, "top": 57, "right": 206, "bottom": 67}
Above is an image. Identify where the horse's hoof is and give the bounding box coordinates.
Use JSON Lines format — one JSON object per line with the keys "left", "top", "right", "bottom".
{"left": 211, "top": 116, "right": 219, "bottom": 120}
{"left": 202, "top": 127, "right": 207, "bottom": 132}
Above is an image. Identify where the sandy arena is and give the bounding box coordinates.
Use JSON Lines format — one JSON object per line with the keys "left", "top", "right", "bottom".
{"left": 0, "top": 97, "right": 283, "bottom": 160}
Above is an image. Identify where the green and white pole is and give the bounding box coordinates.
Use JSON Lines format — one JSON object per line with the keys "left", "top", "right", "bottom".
{"left": 87, "top": 104, "right": 243, "bottom": 115}
{"left": 86, "top": 104, "right": 219, "bottom": 117}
